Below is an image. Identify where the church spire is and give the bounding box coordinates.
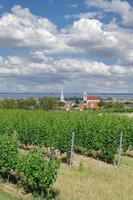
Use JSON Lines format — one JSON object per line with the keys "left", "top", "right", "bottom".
{"left": 60, "top": 89, "right": 65, "bottom": 102}
{"left": 83, "top": 91, "right": 87, "bottom": 101}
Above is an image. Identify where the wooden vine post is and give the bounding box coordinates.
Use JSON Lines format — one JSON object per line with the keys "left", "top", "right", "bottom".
{"left": 118, "top": 132, "right": 123, "bottom": 166}
{"left": 70, "top": 131, "right": 75, "bottom": 166}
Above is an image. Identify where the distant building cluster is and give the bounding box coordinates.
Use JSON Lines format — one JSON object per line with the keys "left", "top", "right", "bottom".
{"left": 80, "top": 91, "right": 101, "bottom": 111}
{"left": 60, "top": 90, "right": 101, "bottom": 111}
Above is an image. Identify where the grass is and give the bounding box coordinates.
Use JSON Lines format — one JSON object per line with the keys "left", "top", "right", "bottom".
{"left": 0, "top": 155, "right": 133, "bottom": 200}
{"left": 0, "top": 190, "right": 21, "bottom": 200}
{"left": 54, "top": 155, "right": 133, "bottom": 200}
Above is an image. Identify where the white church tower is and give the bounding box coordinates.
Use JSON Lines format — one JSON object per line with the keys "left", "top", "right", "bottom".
{"left": 83, "top": 91, "right": 87, "bottom": 101}
{"left": 60, "top": 89, "right": 65, "bottom": 102}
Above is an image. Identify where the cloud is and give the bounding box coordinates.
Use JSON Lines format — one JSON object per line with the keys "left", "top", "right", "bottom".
{"left": 0, "top": 54, "right": 133, "bottom": 92}
{"left": 85, "top": 0, "right": 133, "bottom": 26}
{"left": 65, "top": 11, "right": 104, "bottom": 20}
{"left": 0, "top": 5, "right": 71, "bottom": 53}
{"left": 68, "top": 3, "right": 78, "bottom": 8}
{"left": 104, "top": 21, "right": 133, "bottom": 65}
{"left": 63, "top": 17, "right": 133, "bottom": 65}
{"left": 0, "top": 5, "right": 132, "bottom": 64}
{"left": 65, "top": 18, "right": 118, "bottom": 57}
{"left": 0, "top": 4, "right": 133, "bottom": 92}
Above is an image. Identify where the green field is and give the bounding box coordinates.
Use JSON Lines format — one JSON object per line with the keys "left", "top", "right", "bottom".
{"left": 0, "top": 109, "right": 133, "bottom": 199}
{"left": 0, "top": 190, "right": 21, "bottom": 200}
{"left": 1, "top": 156, "right": 133, "bottom": 200}
{"left": 0, "top": 109, "right": 133, "bottom": 163}
{"left": 54, "top": 155, "right": 133, "bottom": 200}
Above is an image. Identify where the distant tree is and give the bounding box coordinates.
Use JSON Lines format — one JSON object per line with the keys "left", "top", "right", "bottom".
{"left": 98, "top": 99, "right": 104, "bottom": 107}
{"left": 39, "top": 97, "right": 58, "bottom": 110}
{"left": 58, "top": 101, "right": 65, "bottom": 107}
{"left": 75, "top": 99, "right": 79, "bottom": 104}
{"left": 104, "top": 102, "right": 123, "bottom": 109}
{"left": 0, "top": 98, "right": 18, "bottom": 109}
{"left": 17, "top": 98, "right": 38, "bottom": 109}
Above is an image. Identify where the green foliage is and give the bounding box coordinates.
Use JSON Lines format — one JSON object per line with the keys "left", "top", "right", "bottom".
{"left": 16, "top": 151, "right": 59, "bottom": 195}
{"left": 0, "top": 97, "right": 58, "bottom": 110}
{"left": 57, "top": 101, "right": 65, "bottom": 107}
{"left": 0, "top": 135, "right": 18, "bottom": 174}
{"left": 0, "top": 110, "right": 133, "bottom": 163}
{"left": 17, "top": 98, "right": 38, "bottom": 110}
{"left": 102, "top": 102, "right": 133, "bottom": 113}
{"left": 39, "top": 97, "right": 58, "bottom": 110}
{"left": 103, "top": 102, "right": 123, "bottom": 109}
{"left": 0, "top": 99, "right": 18, "bottom": 109}
{"left": 0, "top": 135, "right": 60, "bottom": 196}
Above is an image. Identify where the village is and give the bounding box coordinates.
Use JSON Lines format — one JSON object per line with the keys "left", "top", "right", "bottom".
{"left": 60, "top": 90, "right": 133, "bottom": 111}
{"left": 60, "top": 90, "right": 101, "bottom": 111}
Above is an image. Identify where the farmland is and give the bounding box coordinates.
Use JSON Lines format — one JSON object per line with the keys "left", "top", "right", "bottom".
{"left": 0, "top": 109, "right": 133, "bottom": 199}
{"left": 54, "top": 155, "right": 133, "bottom": 200}
{"left": 1, "top": 155, "right": 133, "bottom": 200}
{"left": 0, "top": 109, "right": 133, "bottom": 162}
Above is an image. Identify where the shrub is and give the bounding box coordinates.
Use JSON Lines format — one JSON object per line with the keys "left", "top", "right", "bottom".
{"left": 0, "top": 135, "right": 18, "bottom": 174}
{"left": 17, "top": 98, "right": 38, "bottom": 109}
{"left": 39, "top": 97, "right": 58, "bottom": 110}
{"left": 0, "top": 99, "right": 18, "bottom": 109}
{"left": 16, "top": 151, "right": 60, "bottom": 195}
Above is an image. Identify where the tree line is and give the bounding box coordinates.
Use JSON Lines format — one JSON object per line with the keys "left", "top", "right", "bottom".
{"left": 0, "top": 97, "right": 62, "bottom": 110}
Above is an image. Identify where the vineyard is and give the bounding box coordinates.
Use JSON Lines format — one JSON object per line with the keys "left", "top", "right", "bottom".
{"left": 0, "top": 109, "right": 133, "bottom": 163}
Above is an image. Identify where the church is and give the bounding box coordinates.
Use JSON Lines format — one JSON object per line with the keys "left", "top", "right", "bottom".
{"left": 80, "top": 91, "right": 101, "bottom": 110}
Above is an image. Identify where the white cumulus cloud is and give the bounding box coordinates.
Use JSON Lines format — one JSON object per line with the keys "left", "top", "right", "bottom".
{"left": 0, "top": 4, "right": 133, "bottom": 92}
{"left": 85, "top": 0, "right": 133, "bottom": 26}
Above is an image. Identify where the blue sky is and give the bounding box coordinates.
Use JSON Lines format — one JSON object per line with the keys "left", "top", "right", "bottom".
{"left": 0, "top": 0, "right": 84, "bottom": 26}
{"left": 0, "top": 0, "right": 133, "bottom": 92}
{"left": 1, "top": 0, "right": 132, "bottom": 26}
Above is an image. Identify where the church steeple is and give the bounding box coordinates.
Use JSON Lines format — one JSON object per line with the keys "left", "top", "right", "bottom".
{"left": 60, "top": 89, "right": 65, "bottom": 102}
{"left": 83, "top": 91, "right": 87, "bottom": 101}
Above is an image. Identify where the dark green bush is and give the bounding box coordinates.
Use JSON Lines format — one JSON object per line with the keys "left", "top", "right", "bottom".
{"left": 0, "top": 135, "right": 18, "bottom": 174}
{"left": 0, "top": 99, "right": 18, "bottom": 109}
{"left": 39, "top": 97, "right": 58, "bottom": 110}
{"left": 17, "top": 98, "right": 38, "bottom": 110}
{"left": 16, "top": 151, "right": 60, "bottom": 195}
{"left": 0, "top": 135, "right": 60, "bottom": 197}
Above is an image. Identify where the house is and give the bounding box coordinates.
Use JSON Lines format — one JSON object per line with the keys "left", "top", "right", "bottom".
{"left": 65, "top": 102, "right": 73, "bottom": 111}
{"left": 79, "top": 102, "right": 86, "bottom": 111}
{"left": 86, "top": 96, "right": 101, "bottom": 103}
{"left": 86, "top": 96, "right": 101, "bottom": 109}
{"left": 82, "top": 93, "right": 101, "bottom": 110}
{"left": 87, "top": 101, "right": 100, "bottom": 109}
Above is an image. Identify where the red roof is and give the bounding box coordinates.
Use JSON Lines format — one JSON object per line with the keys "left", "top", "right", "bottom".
{"left": 87, "top": 96, "right": 101, "bottom": 100}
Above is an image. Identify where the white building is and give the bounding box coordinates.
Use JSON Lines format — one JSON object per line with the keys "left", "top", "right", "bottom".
{"left": 60, "top": 89, "right": 65, "bottom": 102}
{"left": 83, "top": 91, "right": 87, "bottom": 101}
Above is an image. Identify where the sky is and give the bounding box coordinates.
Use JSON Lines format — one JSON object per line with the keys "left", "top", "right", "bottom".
{"left": 0, "top": 0, "right": 133, "bottom": 93}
